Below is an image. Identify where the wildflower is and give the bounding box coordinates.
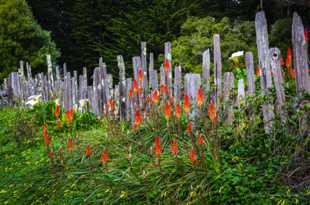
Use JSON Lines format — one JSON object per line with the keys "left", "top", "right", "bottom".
{"left": 85, "top": 145, "right": 92, "bottom": 158}
{"left": 160, "top": 84, "right": 168, "bottom": 95}
{"left": 285, "top": 47, "right": 292, "bottom": 68}
{"left": 186, "top": 122, "right": 192, "bottom": 135}
{"left": 54, "top": 104, "right": 60, "bottom": 118}
{"left": 134, "top": 111, "right": 142, "bottom": 127}
{"left": 65, "top": 109, "right": 74, "bottom": 123}
{"left": 43, "top": 124, "right": 49, "bottom": 146}
{"left": 197, "top": 86, "right": 203, "bottom": 109}
{"left": 170, "top": 139, "right": 178, "bottom": 156}
{"left": 208, "top": 99, "right": 217, "bottom": 125}
{"left": 288, "top": 67, "right": 296, "bottom": 80}
{"left": 100, "top": 149, "right": 109, "bottom": 165}
{"left": 25, "top": 95, "right": 42, "bottom": 108}
{"left": 146, "top": 95, "right": 151, "bottom": 104}
{"left": 128, "top": 88, "right": 133, "bottom": 99}
{"left": 229, "top": 51, "right": 244, "bottom": 60}
{"left": 169, "top": 96, "right": 174, "bottom": 106}
{"left": 57, "top": 119, "right": 62, "bottom": 129}
{"left": 138, "top": 67, "right": 143, "bottom": 82}
{"left": 175, "top": 103, "right": 181, "bottom": 119}
{"left": 152, "top": 89, "right": 159, "bottom": 104}
{"left": 184, "top": 95, "right": 190, "bottom": 114}
{"left": 189, "top": 147, "right": 196, "bottom": 164}
{"left": 255, "top": 66, "right": 261, "bottom": 77}
{"left": 154, "top": 136, "right": 161, "bottom": 158}
{"left": 197, "top": 133, "right": 204, "bottom": 145}
{"left": 164, "top": 58, "right": 170, "bottom": 73}
{"left": 164, "top": 102, "right": 171, "bottom": 121}
{"left": 133, "top": 80, "right": 139, "bottom": 93}
{"left": 67, "top": 138, "right": 73, "bottom": 152}
{"left": 304, "top": 28, "right": 309, "bottom": 42}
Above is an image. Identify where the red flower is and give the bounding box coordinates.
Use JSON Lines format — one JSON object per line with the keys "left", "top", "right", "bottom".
{"left": 134, "top": 111, "right": 142, "bottom": 127}
{"left": 164, "top": 102, "right": 171, "bottom": 121}
{"left": 152, "top": 89, "right": 159, "bottom": 104}
{"left": 154, "top": 136, "right": 161, "bottom": 157}
{"left": 197, "top": 133, "right": 204, "bottom": 145}
{"left": 57, "top": 119, "right": 62, "bottom": 129}
{"left": 304, "top": 28, "right": 309, "bottom": 42}
{"left": 175, "top": 103, "right": 181, "bottom": 119}
{"left": 197, "top": 86, "right": 203, "bottom": 109}
{"left": 170, "top": 139, "right": 178, "bottom": 156}
{"left": 85, "top": 145, "right": 92, "bottom": 158}
{"left": 285, "top": 47, "right": 292, "bottom": 68}
{"left": 160, "top": 84, "right": 168, "bottom": 95}
{"left": 146, "top": 95, "right": 151, "bottom": 104}
{"left": 255, "top": 66, "right": 261, "bottom": 77}
{"left": 133, "top": 80, "right": 139, "bottom": 93}
{"left": 164, "top": 58, "right": 170, "bottom": 73}
{"left": 208, "top": 99, "right": 217, "bottom": 125}
{"left": 100, "top": 149, "right": 109, "bottom": 164}
{"left": 186, "top": 121, "right": 192, "bottom": 135}
{"left": 128, "top": 88, "right": 133, "bottom": 99}
{"left": 108, "top": 99, "right": 116, "bottom": 112}
{"left": 288, "top": 67, "right": 296, "bottom": 80}
{"left": 43, "top": 124, "right": 49, "bottom": 146}
{"left": 65, "top": 109, "right": 74, "bottom": 123}
{"left": 138, "top": 67, "right": 143, "bottom": 82}
{"left": 189, "top": 147, "right": 196, "bottom": 164}
{"left": 54, "top": 104, "right": 60, "bottom": 118}
{"left": 184, "top": 95, "right": 190, "bottom": 114}
{"left": 67, "top": 138, "right": 73, "bottom": 152}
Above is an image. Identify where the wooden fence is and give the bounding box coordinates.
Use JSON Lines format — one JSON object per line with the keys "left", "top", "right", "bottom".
{"left": 1, "top": 11, "right": 309, "bottom": 133}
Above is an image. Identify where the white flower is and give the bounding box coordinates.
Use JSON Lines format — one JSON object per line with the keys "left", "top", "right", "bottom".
{"left": 54, "top": 98, "right": 60, "bottom": 105}
{"left": 27, "top": 94, "right": 42, "bottom": 101}
{"left": 79, "top": 99, "right": 89, "bottom": 108}
{"left": 229, "top": 51, "right": 244, "bottom": 60}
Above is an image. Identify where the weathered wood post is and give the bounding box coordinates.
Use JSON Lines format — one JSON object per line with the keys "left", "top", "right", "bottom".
{"left": 269, "top": 48, "right": 286, "bottom": 122}
{"left": 118, "top": 55, "right": 127, "bottom": 120}
{"left": 292, "top": 12, "right": 310, "bottom": 93}
{"left": 174, "top": 65, "right": 182, "bottom": 103}
{"left": 213, "top": 34, "right": 222, "bottom": 107}
{"left": 255, "top": 11, "right": 275, "bottom": 133}
{"left": 202, "top": 49, "right": 211, "bottom": 96}
{"left": 148, "top": 53, "right": 154, "bottom": 89}
{"left": 223, "top": 72, "right": 234, "bottom": 125}
{"left": 237, "top": 79, "right": 245, "bottom": 107}
{"left": 164, "top": 42, "right": 173, "bottom": 95}
{"left": 184, "top": 73, "right": 201, "bottom": 119}
{"left": 245, "top": 52, "right": 255, "bottom": 96}
{"left": 141, "top": 42, "right": 148, "bottom": 91}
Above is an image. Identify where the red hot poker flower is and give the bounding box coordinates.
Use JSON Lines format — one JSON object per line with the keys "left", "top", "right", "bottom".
{"left": 154, "top": 136, "right": 161, "bottom": 158}
{"left": 164, "top": 102, "right": 171, "bottom": 121}
{"left": 154, "top": 136, "right": 160, "bottom": 144}
{"left": 164, "top": 59, "right": 170, "bottom": 73}
{"left": 197, "top": 86, "right": 203, "bottom": 109}
{"left": 186, "top": 121, "right": 192, "bottom": 135}
{"left": 54, "top": 104, "right": 60, "bottom": 118}
{"left": 43, "top": 125, "right": 49, "bottom": 146}
{"left": 170, "top": 139, "right": 178, "bottom": 156}
{"left": 133, "top": 80, "right": 139, "bottom": 93}
{"left": 128, "top": 88, "right": 133, "bottom": 99}
{"left": 160, "top": 84, "right": 168, "bottom": 95}
{"left": 255, "top": 67, "right": 262, "bottom": 77}
{"left": 184, "top": 95, "right": 190, "bottom": 114}
{"left": 134, "top": 111, "right": 142, "bottom": 127}
{"left": 85, "top": 145, "right": 92, "bottom": 158}
{"left": 208, "top": 99, "right": 217, "bottom": 125}
{"left": 175, "top": 103, "right": 181, "bottom": 119}
{"left": 304, "top": 28, "right": 309, "bottom": 42}
{"left": 57, "top": 119, "right": 62, "bottom": 129}
{"left": 138, "top": 67, "right": 143, "bottom": 82}
{"left": 152, "top": 89, "right": 159, "bottom": 104}
{"left": 65, "top": 109, "right": 74, "bottom": 123}
{"left": 197, "top": 133, "right": 204, "bottom": 145}
{"left": 189, "top": 147, "right": 196, "bottom": 164}
{"left": 285, "top": 47, "right": 292, "bottom": 68}
{"left": 100, "top": 149, "right": 109, "bottom": 164}
{"left": 67, "top": 138, "right": 73, "bottom": 152}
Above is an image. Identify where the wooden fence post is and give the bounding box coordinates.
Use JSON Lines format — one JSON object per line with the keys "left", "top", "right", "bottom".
{"left": 202, "top": 49, "right": 211, "bottom": 95}
{"left": 223, "top": 72, "right": 234, "bottom": 125}
{"left": 174, "top": 65, "right": 182, "bottom": 103}
{"left": 118, "top": 55, "right": 127, "bottom": 120}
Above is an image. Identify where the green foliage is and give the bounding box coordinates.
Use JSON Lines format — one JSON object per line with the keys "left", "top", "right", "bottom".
{"left": 172, "top": 16, "right": 256, "bottom": 73}
{"left": 0, "top": 0, "right": 59, "bottom": 82}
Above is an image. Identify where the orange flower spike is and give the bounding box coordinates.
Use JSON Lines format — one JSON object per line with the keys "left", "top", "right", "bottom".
{"left": 175, "top": 103, "right": 181, "bottom": 119}
{"left": 128, "top": 88, "right": 133, "bottom": 99}
{"left": 138, "top": 67, "right": 143, "bottom": 82}
{"left": 186, "top": 121, "right": 192, "bottom": 135}
{"left": 208, "top": 99, "right": 217, "bottom": 125}
{"left": 57, "top": 119, "right": 62, "bottom": 129}
{"left": 152, "top": 89, "right": 160, "bottom": 104}
{"left": 255, "top": 67, "right": 262, "bottom": 77}
{"left": 133, "top": 80, "right": 139, "bottom": 93}
{"left": 67, "top": 138, "right": 73, "bottom": 152}
{"left": 197, "top": 133, "right": 204, "bottom": 145}
{"left": 160, "top": 84, "right": 167, "bottom": 95}
{"left": 146, "top": 95, "right": 151, "bottom": 104}
{"left": 154, "top": 136, "right": 161, "bottom": 157}
{"left": 184, "top": 95, "right": 190, "bottom": 114}
{"left": 100, "top": 149, "right": 109, "bottom": 164}
{"left": 65, "top": 109, "right": 74, "bottom": 123}
{"left": 170, "top": 139, "right": 178, "bottom": 156}
{"left": 85, "top": 145, "right": 92, "bottom": 159}
{"left": 54, "top": 104, "right": 60, "bottom": 118}
{"left": 197, "top": 86, "right": 203, "bottom": 109}
{"left": 189, "top": 147, "right": 196, "bottom": 164}
{"left": 285, "top": 47, "right": 292, "bottom": 68}
{"left": 164, "top": 102, "right": 171, "bottom": 121}
{"left": 43, "top": 125, "right": 49, "bottom": 146}
{"left": 289, "top": 68, "right": 296, "bottom": 80}
{"left": 134, "top": 111, "right": 142, "bottom": 127}
{"left": 164, "top": 58, "right": 170, "bottom": 73}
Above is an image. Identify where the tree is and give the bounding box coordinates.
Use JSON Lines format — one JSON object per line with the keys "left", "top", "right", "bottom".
{"left": 0, "top": 0, "right": 59, "bottom": 82}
